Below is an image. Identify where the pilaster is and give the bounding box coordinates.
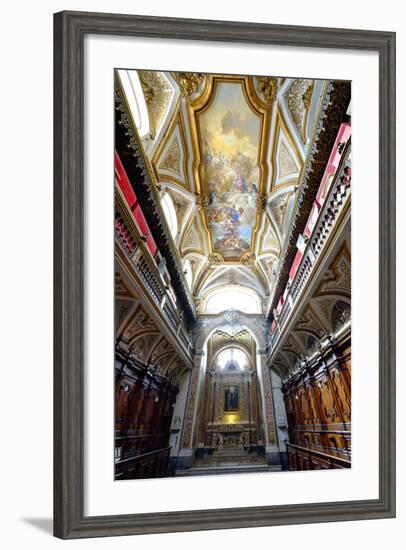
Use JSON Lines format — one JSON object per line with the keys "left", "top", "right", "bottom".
{"left": 177, "top": 351, "right": 205, "bottom": 469}
{"left": 257, "top": 350, "right": 280, "bottom": 465}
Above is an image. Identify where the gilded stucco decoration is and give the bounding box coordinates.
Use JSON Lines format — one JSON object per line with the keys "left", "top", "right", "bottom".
{"left": 214, "top": 327, "right": 250, "bottom": 341}
{"left": 138, "top": 70, "right": 174, "bottom": 139}
{"left": 255, "top": 76, "right": 279, "bottom": 106}
{"left": 284, "top": 79, "right": 314, "bottom": 143}
{"left": 207, "top": 252, "right": 224, "bottom": 265}
{"left": 195, "top": 193, "right": 208, "bottom": 210}
{"left": 256, "top": 194, "right": 267, "bottom": 213}
{"left": 240, "top": 252, "right": 256, "bottom": 266}
{"left": 172, "top": 72, "right": 205, "bottom": 97}
{"left": 159, "top": 138, "right": 181, "bottom": 175}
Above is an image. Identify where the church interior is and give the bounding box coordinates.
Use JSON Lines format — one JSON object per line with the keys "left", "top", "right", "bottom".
{"left": 114, "top": 70, "right": 351, "bottom": 480}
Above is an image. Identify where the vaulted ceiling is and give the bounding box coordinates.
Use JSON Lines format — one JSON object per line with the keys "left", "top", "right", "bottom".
{"left": 117, "top": 69, "right": 327, "bottom": 315}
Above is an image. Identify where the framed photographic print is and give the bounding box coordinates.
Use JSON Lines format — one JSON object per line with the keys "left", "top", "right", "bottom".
{"left": 54, "top": 10, "right": 396, "bottom": 539}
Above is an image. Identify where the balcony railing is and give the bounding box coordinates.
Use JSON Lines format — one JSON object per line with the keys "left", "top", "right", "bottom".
{"left": 115, "top": 187, "right": 192, "bottom": 357}
{"left": 268, "top": 141, "right": 351, "bottom": 354}
{"left": 115, "top": 446, "right": 171, "bottom": 479}
{"left": 286, "top": 442, "right": 351, "bottom": 470}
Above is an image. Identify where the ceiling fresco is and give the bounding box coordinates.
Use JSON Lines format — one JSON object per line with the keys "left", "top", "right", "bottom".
{"left": 118, "top": 69, "right": 327, "bottom": 312}
{"left": 198, "top": 81, "right": 261, "bottom": 260}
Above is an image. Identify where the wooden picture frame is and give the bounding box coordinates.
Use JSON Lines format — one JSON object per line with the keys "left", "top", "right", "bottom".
{"left": 54, "top": 10, "right": 396, "bottom": 539}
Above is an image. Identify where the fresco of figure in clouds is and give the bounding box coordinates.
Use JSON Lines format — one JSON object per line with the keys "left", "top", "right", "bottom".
{"left": 198, "top": 81, "right": 261, "bottom": 259}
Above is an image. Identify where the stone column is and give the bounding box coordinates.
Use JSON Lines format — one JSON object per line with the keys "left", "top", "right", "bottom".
{"left": 256, "top": 350, "right": 280, "bottom": 465}
{"left": 177, "top": 351, "right": 205, "bottom": 469}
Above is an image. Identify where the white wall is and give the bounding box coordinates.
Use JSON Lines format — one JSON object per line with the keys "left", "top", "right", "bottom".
{"left": 0, "top": 0, "right": 403, "bottom": 548}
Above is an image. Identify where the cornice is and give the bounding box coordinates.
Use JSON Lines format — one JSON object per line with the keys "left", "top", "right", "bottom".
{"left": 115, "top": 77, "right": 197, "bottom": 328}
{"left": 267, "top": 80, "right": 351, "bottom": 319}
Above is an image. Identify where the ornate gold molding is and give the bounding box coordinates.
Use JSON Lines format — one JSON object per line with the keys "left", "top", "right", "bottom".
{"left": 256, "top": 194, "right": 267, "bottom": 213}
{"left": 151, "top": 99, "right": 191, "bottom": 190}
{"left": 284, "top": 79, "right": 315, "bottom": 144}
{"left": 208, "top": 253, "right": 224, "bottom": 265}
{"left": 195, "top": 193, "right": 208, "bottom": 211}
{"left": 240, "top": 252, "right": 256, "bottom": 266}
{"left": 255, "top": 76, "right": 279, "bottom": 106}
{"left": 138, "top": 70, "right": 174, "bottom": 139}
{"left": 186, "top": 74, "right": 273, "bottom": 264}
{"left": 172, "top": 72, "right": 205, "bottom": 97}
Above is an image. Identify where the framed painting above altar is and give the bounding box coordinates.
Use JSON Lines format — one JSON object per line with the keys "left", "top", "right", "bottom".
{"left": 224, "top": 385, "right": 239, "bottom": 412}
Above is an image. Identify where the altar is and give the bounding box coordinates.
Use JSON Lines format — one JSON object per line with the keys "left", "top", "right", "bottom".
{"left": 206, "top": 422, "right": 257, "bottom": 449}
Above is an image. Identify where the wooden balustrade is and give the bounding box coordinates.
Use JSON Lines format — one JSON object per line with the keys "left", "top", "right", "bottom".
{"left": 115, "top": 446, "right": 171, "bottom": 479}
{"left": 268, "top": 141, "right": 351, "bottom": 354}
{"left": 115, "top": 78, "right": 196, "bottom": 328}
{"left": 286, "top": 442, "right": 350, "bottom": 470}
{"left": 115, "top": 432, "right": 166, "bottom": 460}
{"left": 115, "top": 187, "right": 192, "bottom": 361}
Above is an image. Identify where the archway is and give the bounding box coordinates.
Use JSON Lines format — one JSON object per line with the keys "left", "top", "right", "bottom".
{"left": 176, "top": 311, "right": 282, "bottom": 472}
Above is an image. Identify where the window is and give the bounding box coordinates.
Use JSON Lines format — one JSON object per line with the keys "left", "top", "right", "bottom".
{"left": 216, "top": 348, "right": 248, "bottom": 370}
{"left": 203, "top": 285, "right": 261, "bottom": 314}
{"left": 160, "top": 192, "right": 178, "bottom": 238}
{"left": 116, "top": 70, "right": 150, "bottom": 138}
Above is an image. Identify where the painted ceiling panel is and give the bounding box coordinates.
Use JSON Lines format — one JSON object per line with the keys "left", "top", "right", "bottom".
{"left": 197, "top": 81, "right": 261, "bottom": 261}
{"left": 124, "top": 70, "right": 326, "bottom": 310}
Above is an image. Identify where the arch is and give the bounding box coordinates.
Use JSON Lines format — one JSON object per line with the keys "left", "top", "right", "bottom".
{"left": 211, "top": 336, "right": 256, "bottom": 366}
{"left": 195, "top": 311, "right": 267, "bottom": 352}
{"left": 331, "top": 300, "right": 351, "bottom": 332}
{"left": 197, "top": 266, "right": 267, "bottom": 301}
{"left": 152, "top": 350, "right": 176, "bottom": 367}
{"left": 129, "top": 329, "right": 160, "bottom": 342}
{"left": 201, "top": 285, "right": 262, "bottom": 314}
{"left": 315, "top": 293, "right": 351, "bottom": 305}
{"left": 211, "top": 342, "right": 254, "bottom": 371}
